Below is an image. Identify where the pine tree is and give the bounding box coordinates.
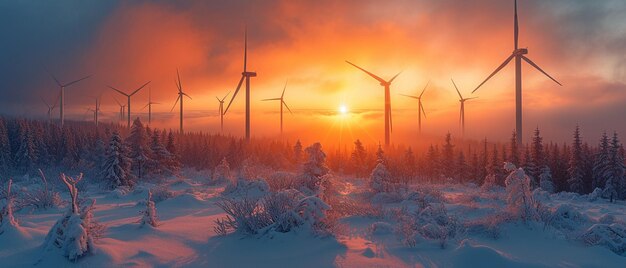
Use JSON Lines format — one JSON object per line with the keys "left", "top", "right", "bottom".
{"left": 604, "top": 132, "right": 626, "bottom": 201}
{"left": 149, "top": 130, "right": 173, "bottom": 176}
{"left": 403, "top": 147, "right": 416, "bottom": 180}
{"left": 126, "top": 118, "right": 150, "bottom": 179}
{"left": 213, "top": 157, "right": 231, "bottom": 183}
{"left": 442, "top": 133, "right": 455, "bottom": 178}
{"left": 299, "top": 143, "right": 329, "bottom": 193}
{"left": 593, "top": 132, "right": 610, "bottom": 191}
{"left": 457, "top": 151, "right": 468, "bottom": 183}
{"left": 539, "top": 166, "right": 555, "bottom": 193}
{"left": 425, "top": 144, "right": 440, "bottom": 181}
{"left": 568, "top": 126, "right": 585, "bottom": 194}
{"left": 529, "top": 127, "right": 545, "bottom": 186}
{"left": 509, "top": 130, "right": 520, "bottom": 166}
{"left": 350, "top": 139, "right": 368, "bottom": 177}
{"left": 14, "top": 122, "right": 37, "bottom": 174}
{"left": 0, "top": 117, "right": 11, "bottom": 175}
{"left": 478, "top": 138, "right": 489, "bottom": 184}
{"left": 139, "top": 190, "right": 158, "bottom": 228}
{"left": 293, "top": 139, "right": 303, "bottom": 164}
{"left": 101, "top": 132, "right": 133, "bottom": 189}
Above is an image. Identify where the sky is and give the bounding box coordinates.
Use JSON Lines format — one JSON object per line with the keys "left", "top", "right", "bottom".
{"left": 1, "top": 0, "right": 626, "bottom": 148}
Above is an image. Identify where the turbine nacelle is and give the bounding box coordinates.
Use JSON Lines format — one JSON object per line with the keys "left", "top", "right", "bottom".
{"left": 243, "top": 71, "right": 257, "bottom": 77}
{"left": 513, "top": 48, "right": 529, "bottom": 56}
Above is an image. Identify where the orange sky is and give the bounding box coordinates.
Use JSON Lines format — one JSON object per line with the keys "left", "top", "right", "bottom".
{"left": 3, "top": 0, "right": 626, "bottom": 147}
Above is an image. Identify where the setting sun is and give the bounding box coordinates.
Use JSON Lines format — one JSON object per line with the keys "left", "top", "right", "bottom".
{"left": 339, "top": 105, "right": 348, "bottom": 115}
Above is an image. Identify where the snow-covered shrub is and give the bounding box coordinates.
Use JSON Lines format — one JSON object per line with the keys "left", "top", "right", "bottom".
{"left": 392, "top": 202, "right": 465, "bottom": 248}
{"left": 580, "top": 223, "right": 626, "bottom": 256}
{"left": 215, "top": 189, "right": 333, "bottom": 237}
{"left": 0, "top": 179, "right": 17, "bottom": 234}
{"left": 531, "top": 188, "right": 551, "bottom": 203}
{"left": 19, "top": 170, "right": 62, "bottom": 210}
{"left": 42, "top": 173, "right": 104, "bottom": 261}
{"left": 370, "top": 161, "right": 393, "bottom": 193}
{"left": 212, "top": 157, "right": 232, "bottom": 184}
{"left": 538, "top": 166, "right": 555, "bottom": 193}
{"left": 504, "top": 163, "right": 537, "bottom": 221}
{"left": 223, "top": 178, "right": 270, "bottom": 201}
{"left": 150, "top": 185, "right": 177, "bottom": 202}
{"left": 266, "top": 171, "right": 297, "bottom": 192}
{"left": 588, "top": 188, "right": 603, "bottom": 202}
{"left": 405, "top": 186, "right": 445, "bottom": 207}
{"left": 465, "top": 214, "right": 510, "bottom": 240}
{"left": 369, "top": 222, "right": 394, "bottom": 235}
{"left": 544, "top": 204, "right": 589, "bottom": 231}
{"left": 599, "top": 214, "right": 616, "bottom": 224}
{"left": 138, "top": 190, "right": 158, "bottom": 228}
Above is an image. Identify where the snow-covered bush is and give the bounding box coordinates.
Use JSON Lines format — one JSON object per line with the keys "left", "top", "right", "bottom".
{"left": 392, "top": 202, "right": 465, "bottom": 248}
{"left": 42, "top": 173, "right": 104, "bottom": 261}
{"left": 19, "top": 170, "right": 62, "bottom": 210}
{"left": 138, "top": 190, "right": 158, "bottom": 228}
{"left": 223, "top": 178, "right": 270, "bottom": 201}
{"left": 580, "top": 223, "right": 626, "bottom": 256}
{"left": 369, "top": 222, "right": 394, "bottom": 235}
{"left": 265, "top": 171, "right": 297, "bottom": 192}
{"left": 0, "top": 179, "right": 17, "bottom": 234}
{"left": 543, "top": 204, "right": 589, "bottom": 231}
{"left": 370, "top": 161, "right": 393, "bottom": 193}
{"left": 212, "top": 157, "right": 232, "bottom": 185}
{"left": 101, "top": 131, "right": 134, "bottom": 189}
{"left": 538, "top": 166, "right": 555, "bottom": 193}
{"left": 588, "top": 188, "right": 603, "bottom": 202}
{"left": 150, "top": 185, "right": 177, "bottom": 202}
{"left": 504, "top": 163, "right": 537, "bottom": 221}
{"left": 214, "top": 189, "right": 333, "bottom": 237}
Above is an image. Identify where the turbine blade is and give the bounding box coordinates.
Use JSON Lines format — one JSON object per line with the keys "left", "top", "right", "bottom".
{"left": 183, "top": 93, "right": 192, "bottom": 100}
{"left": 281, "top": 80, "right": 287, "bottom": 98}
{"left": 451, "top": 78, "right": 463, "bottom": 100}
{"left": 176, "top": 68, "right": 182, "bottom": 92}
{"left": 141, "top": 103, "right": 149, "bottom": 110}
{"left": 472, "top": 54, "right": 515, "bottom": 93}
{"left": 521, "top": 56, "right": 562, "bottom": 86}
{"left": 465, "top": 97, "right": 479, "bottom": 101}
{"left": 261, "top": 98, "right": 281, "bottom": 101}
{"left": 388, "top": 71, "right": 402, "bottom": 84}
{"left": 108, "top": 85, "right": 128, "bottom": 96}
{"left": 224, "top": 76, "right": 245, "bottom": 114}
{"left": 399, "top": 94, "right": 419, "bottom": 99}
{"left": 130, "top": 81, "right": 151, "bottom": 96}
{"left": 514, "top": 0, "right": 519, "bottom": 50}
{"left": 222, "top": 91, "right": 231, "bottom": 101}
{"left": 216, "top": 96, "right": 221, "bottom": 102}
{"left": 420, "top": 101, "right": 427, "bottom": 118}
{"left": 64, "top": 75, "right": 91, "bottom": 87}
{"left": 41, "top": 97, "right": 49, "bottom": 107}
{"left": 388, "top": 106, "right": 393, "bottom": 133}
{"left": 283, "top": 100, "right": 293, "bottom": 114}
{"left": 419, "top": 80, "right": 430, "bottom": 98}
{"left": 48, "top": 71, "right": 62, "bottom": 87}
{"left": 112, "top": 95, "right": 122, "bottom": 106}
{"left": 345, "top": 60, "right": 386, "bottom": 84}
{"left": 244, "top": 28, "right": 248, "bottom": 72}
{"left": 170, "top": 95, "right": 181, "bottom": 112}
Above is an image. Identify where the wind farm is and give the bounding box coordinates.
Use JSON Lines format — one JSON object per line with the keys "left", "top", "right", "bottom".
{"left": 1, "top": 1, "right": 625, "bottom": 267}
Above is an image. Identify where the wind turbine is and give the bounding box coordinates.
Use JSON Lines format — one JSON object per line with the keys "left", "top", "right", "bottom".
{"left": 141, "top": 88, "right": 160, "bottom": 125}
{"left": 48, "top": 72, "right": 91, "bottom": 127}
{"left": 92, "top": 96, "right": 101, "bottom": 127}
{"left": 216, "top": 91, "right": 230, "bottom": 132}
{"left": 451, "top": 79, "right": 477, "bottom": 137}
{"left": 108, "top": 81, "right": 151, "bottom": 128}
{"left": 112, "top": 96, "right": 126, "bottom": 121}
{"left": 346, "top": 60, "right": 401, "bottom": 147}
{"left": 400, "top": 80, "right": 430, "bottom": 134}
{"left": 262, "top": 80, "right": 293, "bottom": 134}
{"left": 170, "top": 69, "right": 191, "bottom": 133}
{"left": 472, "top": 0, "right": 561, "bottom": 145}
{"left": 224, "top": 29, "right": 257, "bottom": 141}
{"left": 41, "top": 93, "right": 60, "bottom": 123}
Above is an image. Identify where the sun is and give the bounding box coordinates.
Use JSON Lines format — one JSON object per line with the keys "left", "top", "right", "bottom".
{"left": 339, "top": 104, "right": 348, "bottom": 115}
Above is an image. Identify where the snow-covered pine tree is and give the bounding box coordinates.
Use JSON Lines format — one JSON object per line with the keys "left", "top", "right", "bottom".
{"left": 370, "top": 144, "right": 392, "bottom": 192}
{"left": 299, "top": 142, "right": 329, "bottom": 193}
{"left": 0, "top": 117, "right": 12, "bottom": 174}
{"left": 213, "top": 157, "right": 232, "bottom": 184}
{"left": 149, "top": 130, "right": 173, "bottom": 176}
{"left": 504, "top": 163, "right": 536, "bottom": 221}
{"left": 402, "top": 147, "right": 416, "bottom": 180}
{"left": 539, "top": 166, "right": 555, "bottom": 193}
{"left": 509, "top": 130, "right": 520, "bottom": 166}
{"left": 522, "top": 145, "right": 537, "bottom": 188}
{"left": 126, "top": 118, "right": 151, "bottom": 180}
{"left": 457, "top": 151, "right": 468, "bottom": 184}
{"left": 165, "top": 130, "right": 181, "bottom": 173}
{"left": 426, "top": 144, "right": 440, "bottom": 182}
{"left": 568, "top": 126, "right": 585, "bottom": 194}
{"left": 604, "top": 132, "right": 626, "bottom": 201}
{"left": 42, "top": 173, "right": 101, "bottom": 261}
{"left": 529, "top": 127, "right": 545, "bottom": 187}
{"left": 593, "top": 132, "right": 610, "bottom": 191}
{"left": 101, "top": 131, "right": 133, "bottom": 189}
{"left": 139, "top": 190, "right": 158, "bottom": 228}
{"left": 14, "top": 122, "right": 37, "bottom": 174}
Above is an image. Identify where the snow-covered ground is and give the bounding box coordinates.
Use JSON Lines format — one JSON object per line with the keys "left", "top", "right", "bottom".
{"left": 1, "top": 172, "right": 625, "bottom": 267}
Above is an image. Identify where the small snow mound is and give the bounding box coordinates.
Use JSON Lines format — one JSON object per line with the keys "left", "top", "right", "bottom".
{"left": 599, "top": 214, "right": 616, "bottom": 224}
{"left": 531, "top": 188, "right": 550, "bottom": 203}
{"left": 581, "top": 223, "right": 626, "bottom": 256}
{"left": 549, "top": 204, "right": 589, "bottom": 231}
{"left": 369, "top": 222, "right": 393, "bottom": 235}
{"left": 223, "top": 178, "right": 270, "bottom": 201}
{"left": 362, "top": 247, "right": 375, "bottom": 258}
{"left": 452, "top": 240, "right": 530, "bottom": 268}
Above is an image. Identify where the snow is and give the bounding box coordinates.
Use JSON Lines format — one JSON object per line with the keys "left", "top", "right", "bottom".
{"left": 1, "top": 170, "right": 626, "bottom": 267}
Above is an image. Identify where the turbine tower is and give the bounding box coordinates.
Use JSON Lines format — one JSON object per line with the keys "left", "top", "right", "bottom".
{"left": 216, "top": 91, "right": 230, "bottom": 132}
{"left": 400, "top": 80, "right": 429, "bottom": 134}
{"left": 48, "top": 72, "right": 91, "bottom": 127}
{"left": 472, "top": 0, "right": 561, "bottom": 145}
{"left": 224, "top": 29, "right": 257, "bottom": 141}
{"left": 108, "top": 81, "right": 151, "bottom": 128}
{"left": 112, "top": 96, "right": 126, "bottom": 121}
{"left": 346, "top": 61, "right": 400, "bottom": 146}
{"left": 93, "top": 96, "right": 101, "bottom": 127}
{"left": 141, "top": 88, "right": 160, "bottom": 125}
{"left": 452, "top": 79, "right": 477, "bottom": 137}
{"left": 262, "top": 80, "right": 292, "bottom": 134}
{"left": 41, "top": 94, "right": 60, "bottom": 123}
{"left": 171, "top": 69, "right": 191, "bottom": 133}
